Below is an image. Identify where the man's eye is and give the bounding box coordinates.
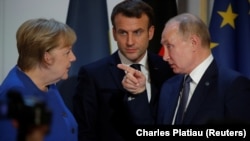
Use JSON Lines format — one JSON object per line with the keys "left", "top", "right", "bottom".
{"left": 134, "top": 30, "right": 142, "bottom": 36}
{"left": 118, "top": 31, "right": 127, "bottom": 35}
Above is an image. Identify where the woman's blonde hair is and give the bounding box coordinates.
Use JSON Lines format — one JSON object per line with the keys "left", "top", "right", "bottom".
{"left": 16, "top": 18, "right": 76, "bottom": 71}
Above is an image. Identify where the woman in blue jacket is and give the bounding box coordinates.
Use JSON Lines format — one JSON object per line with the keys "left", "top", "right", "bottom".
{"left": 0, "top": 18, "right": 78, "bottom": 141}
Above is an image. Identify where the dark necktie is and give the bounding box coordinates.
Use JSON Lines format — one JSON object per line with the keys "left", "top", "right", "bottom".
{"left": 175, "top": 75, "right": 192, "bottom": 124}
{"left": 130, "top": 64, "right": 141, "bottom": 71}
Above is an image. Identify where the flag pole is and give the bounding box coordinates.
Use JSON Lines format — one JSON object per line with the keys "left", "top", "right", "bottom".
{"left": 200, "top": 0, "right": 208, "bottom": 25}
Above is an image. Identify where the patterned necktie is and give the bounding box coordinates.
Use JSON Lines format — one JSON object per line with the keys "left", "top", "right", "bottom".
{"left": 130, "top": 64, "right": 141, "bottom": 71}
{"left": 175, "top": 75, "right": 192, "bottom": 124}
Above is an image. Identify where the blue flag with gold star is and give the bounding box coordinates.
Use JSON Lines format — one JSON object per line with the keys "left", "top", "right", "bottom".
{"left": 209, "top": 0, "right": 250, "bottom": 78}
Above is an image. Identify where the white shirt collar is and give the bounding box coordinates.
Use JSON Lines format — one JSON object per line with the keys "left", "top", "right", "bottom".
{"left": 189, "top": 54, "right": 214, "bottom": 84}
{"left": 118, "top": 51, "right": 148, "bottom": 67}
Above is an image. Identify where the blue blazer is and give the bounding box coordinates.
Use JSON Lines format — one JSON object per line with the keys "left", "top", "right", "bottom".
{"left": 73, "top": 51, "right": 174, "bottom": 141}
{"left": 157, "top": 60, "right": 250, "bottom": 125}
{"left": 0, "top": 66, "right": 78, "bottom": 141}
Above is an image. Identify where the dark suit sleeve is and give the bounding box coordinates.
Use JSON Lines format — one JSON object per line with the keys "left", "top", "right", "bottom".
{"left": 73, "top": 67, "right": 98, "bottom": 141}
{"left": 124, "top": 90, "right": 155, "bottom": 125}
{"left": 225, "top": 76, "right": 250, "bottom": 124}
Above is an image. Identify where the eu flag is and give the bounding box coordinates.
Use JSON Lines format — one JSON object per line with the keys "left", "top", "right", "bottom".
{"left": 57, "top": 0, "right": 110, "bottom": 111}
{"left": 209, "top": 0, "right": 250, "bottom": 78}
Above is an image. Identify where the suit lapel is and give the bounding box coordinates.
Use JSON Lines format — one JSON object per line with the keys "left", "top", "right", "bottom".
{"left": 157, "top": 75, "right": 183, "bottom": 124}
{"left": 147, "top": 53, "right": 165, "bottom": 104}
{"left": 148, "top": 64, "right": 161, "bottom": 104}
{"left": 166, "top": 77, "right": 183, "bottom": 123}
{"left": 108, "top": 51, "right": 125, "bottom": 90}
{"left": 183, "top": 61, "right": 218, "bottom": 124}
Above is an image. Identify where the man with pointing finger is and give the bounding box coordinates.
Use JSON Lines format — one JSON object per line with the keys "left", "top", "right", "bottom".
{"left": 73, "top": 1, "right": 174, "bottom": 141}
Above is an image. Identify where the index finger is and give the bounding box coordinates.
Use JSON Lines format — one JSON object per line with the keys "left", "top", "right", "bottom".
{"left": 117, "top": 64, "right": 136, "bottom": 73}
{"left": 117, "top": 64, "right": 130, "bottom": 71}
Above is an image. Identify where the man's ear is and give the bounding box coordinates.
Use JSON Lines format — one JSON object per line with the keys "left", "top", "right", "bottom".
{"left": 191, "top": 35, "right": 197, "bottom": 45}
{"left": 148, "top": 25, "right": 155, "bottom": 40}
{"left": 190, "top": 34, "right": 201, "bottom": 50}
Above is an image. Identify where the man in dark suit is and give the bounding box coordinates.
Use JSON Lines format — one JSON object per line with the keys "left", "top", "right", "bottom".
{"left": 156, "top": 13, "right": 250, "bottom": 125}
{"left": 73, "top": 1, "right": 174, "bottom": 141}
